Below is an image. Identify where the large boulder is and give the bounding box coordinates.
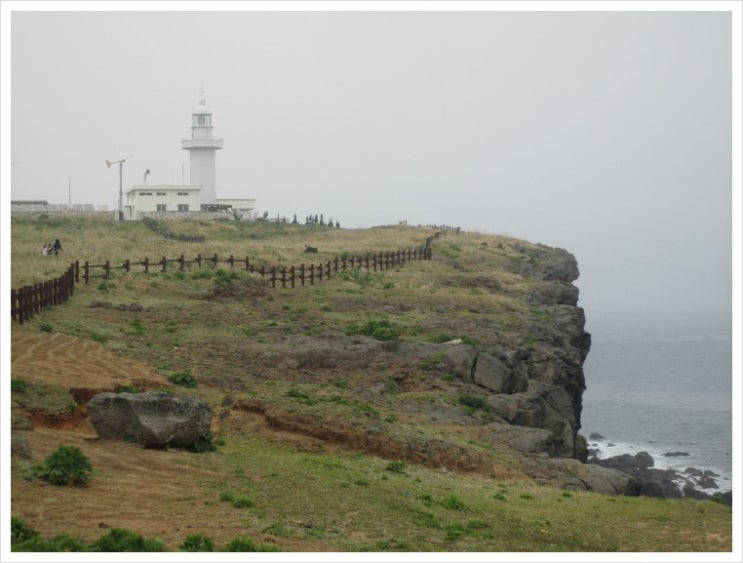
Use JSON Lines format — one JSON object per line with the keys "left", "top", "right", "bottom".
{"left": 88, "top": 391, "right": 212, "bottom": 448}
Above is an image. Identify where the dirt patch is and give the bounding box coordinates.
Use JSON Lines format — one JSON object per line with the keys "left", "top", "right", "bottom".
{"left": 11, "top": 331, "right": 169, "bottom": 391}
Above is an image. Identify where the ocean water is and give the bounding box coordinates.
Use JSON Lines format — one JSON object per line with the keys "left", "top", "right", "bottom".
{"left": 581, "top": 313, "right": 733, "bottom": 493}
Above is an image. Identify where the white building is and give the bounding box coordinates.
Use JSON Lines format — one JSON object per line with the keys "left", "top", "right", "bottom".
{"left": 124, "top": 89, "right": 256, "bottom": 221}
{"left": 124, "top": 185, "right": 201, "bottom": 219}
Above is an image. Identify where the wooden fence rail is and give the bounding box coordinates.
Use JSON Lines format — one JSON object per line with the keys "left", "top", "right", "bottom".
{"left": 10, "top": 245, "right": 432, "bottom": 322}
{"left": 78, "top": 246, "right": 432, "bottom": 286}
{"left": 10, "top": 262, "right": 78, "bottom": 324}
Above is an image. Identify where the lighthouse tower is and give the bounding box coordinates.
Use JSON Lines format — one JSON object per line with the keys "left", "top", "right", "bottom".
{"left": 182, "top": 88, "right": 223, "bottom": 204}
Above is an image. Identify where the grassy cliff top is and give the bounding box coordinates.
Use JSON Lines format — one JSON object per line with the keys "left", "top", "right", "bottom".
{"left": 9, "top": 214, "right": 732, "bottom": 552}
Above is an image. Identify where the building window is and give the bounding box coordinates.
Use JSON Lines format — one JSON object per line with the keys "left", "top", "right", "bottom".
{"left": 156, "top": 204, "right": 167, "bottom": 212}
{"left": 177, "top": 204, "right": 189, "bottom": 212}
{"left": 139, "top": 192, "right": 153, "bottom": 196}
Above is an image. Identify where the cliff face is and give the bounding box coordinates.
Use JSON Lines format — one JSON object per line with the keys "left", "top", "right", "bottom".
{"left": 495, "top": 244, "right": 591, "bottom": 459}
{"left": 416, "top": 243, "right": 591, "bottom": 460}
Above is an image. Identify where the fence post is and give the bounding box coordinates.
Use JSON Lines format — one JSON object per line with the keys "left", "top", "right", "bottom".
{"left": 300, "top": 264, "right": 305, "bottom": 286}
{"left": 270, "top": 267, "right": 276, "bottom": 288}
{"left": 143, "top": 257, "right": 149, "bottom": 274}
{"left": 229, "top": 254, "right": 235, "bottom": 269}
{"left": 105, "top": 261, "right": 111, "bottom": 279}
{"left": 245, "top": 256, "right": 250, "bottom": 271}
{"left": 179, "top": 255, "right": 185, "bottom": 271}
{"left": 75, "top": 260, "right": 80, "bottom": 283}
{"left": 290, "top": 266, "right": 295, "bottom": 288}
{"left": 161, "top": 257, "right": 167, "bottom": 273}
{"left": 10, "top": 288, "right": 17, "bottom": 323}
{"left": 319, "top": 263, "right": 324, "bottom": 281}
{"left": 124, "top": 259, "right": 130, "bottom": 273}
{"left": 326, "top": 261, "right": 332, "bottom": 280}
{"left": 212, "top": 253, "right": 218, "bottom": 268}
{"left": 196, "top": 254, "right": 202, "bottom": 269}
{"left": 334, "top": 256, "right": 339, "bottom": 273}
{"left": 84, "top": 261, "right": 90, "bottom": 284}
{"left": 309, "top": 264, "right": 314, "bottom": 285}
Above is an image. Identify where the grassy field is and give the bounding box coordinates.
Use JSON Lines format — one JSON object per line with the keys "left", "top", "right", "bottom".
{"left": 8, "top": 213, "right": 733, "bottom": 553}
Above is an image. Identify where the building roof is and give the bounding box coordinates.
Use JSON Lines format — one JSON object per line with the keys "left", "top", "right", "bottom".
{"left": 126, "top": 185, "right": 201, "bottom": 195}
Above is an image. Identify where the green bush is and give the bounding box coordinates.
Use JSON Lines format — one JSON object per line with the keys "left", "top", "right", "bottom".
{"left": 33, "top": 445, "right": 92, "bottom": 486}
{"left": 180, "top": 533, "right": 214, "bottom": 552}
{"left": 458, "top": 395, "right": 490, "bottom": 412}
{"left": 168, "top": 370, "right": 197, "bottom": 388}
{"left": 346, "top": 319, "right": 401, "bottom": 341}
{"left": 39, "top": 322, "right": 53, "bottom": 333}
{"left": 385, "top": 460, "right": 408, "bottom": 474}
{"left": 186, "top": 432, "right": 218, "bottom": 453}
{"left": 91, "top": 528, "right": 165, "bottom": 552}
{"left": 11, "top": 517, "right": 39, "bottom": 545}
{"left": 11, "top": 378, "right": 26, "bottom": 393}
{"left": 90, "top": 332, "right": 108, "bottom": 344}
{"left": 223, "top": 536, "right": 280, "bottom": 552}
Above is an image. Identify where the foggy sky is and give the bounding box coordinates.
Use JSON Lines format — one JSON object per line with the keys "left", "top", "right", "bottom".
{"left": 5, "top": 6, "right": 737, "bottom": 324}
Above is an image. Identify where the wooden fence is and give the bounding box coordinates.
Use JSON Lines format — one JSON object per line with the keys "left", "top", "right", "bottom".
{"left": 80, "top": 246, "right": 431, "bottom": 288}
{"left": 10, "top": 262, "right": 78, "bottom": 324}
{"left": 10, "top": 245, "right": 432, "bottom": 323}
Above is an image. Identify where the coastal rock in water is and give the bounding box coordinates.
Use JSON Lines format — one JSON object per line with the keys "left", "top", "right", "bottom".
{"left": 88, "top": 391, "right": 212, "bottom": 448}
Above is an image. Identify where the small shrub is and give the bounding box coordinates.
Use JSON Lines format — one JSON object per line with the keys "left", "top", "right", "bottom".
{"left": 411, "top": 510, "right": 440, "bottom": 529}
{"left": 263, "top": 522, "right": 288, "bottom": 536}
{"left": 180, "top": 533, "right": 214, "bottom": 552}
{"left": 33, "top": 444, "right": 92, "bottom": 486}
{"left": 519, "top": 493, "right": 535, "bottom": 500}
{"left": 91, "top": 528, "right": 165, "bottom": 552}
{"left": 286, "top": 386, "right": 311, "bottom": 400}
{"left": 231, "top": 496, "right": 255, "bottom": 508}
{"left": 129, "top": 318, "right": 145, "bottom": 336}
{"left": 441, "top": 495, "right": 467, "bottom": 510}
{"left": 168, "top": 370, "right": 197, "bottom": 388}
{"left": 458, "top": 395, "right": 490, "bottom": 412}
{"left": 347, "top": 319, "right": 401, "bottom": 341}
{"left": 11, "top": 517, "right": 39, "bottom": 545}
{"left": 90, "top": 332, "right": 108, "bottom": 344}
{"left": 223, "top": 536, "right": 280, "bottom": 552}
{"left": 385, "top": 460, "right": 407, "bottom": 474}
{"left": 186, "top": 432, "right": 218, "bottom": 453}
{"left": 445, "top": 523, "right": 466, "bottom": 541}
{"left": 39, "top": 322, "right": 53, "bottom": 333}
{"left": 11, "top": 378, "right": 26, "bottom": 393}
{"left": 219, "top": 491, "right": 236, "bottom": 503}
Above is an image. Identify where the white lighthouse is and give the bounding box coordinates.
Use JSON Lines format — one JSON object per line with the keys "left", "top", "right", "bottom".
{"left": 182, "top": 87, "right": 223, "bottom": 204}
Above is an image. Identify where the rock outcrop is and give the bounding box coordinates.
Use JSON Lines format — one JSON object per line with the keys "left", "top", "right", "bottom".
{"left": 88, "top": 391, "right": 212, "bottom": 448}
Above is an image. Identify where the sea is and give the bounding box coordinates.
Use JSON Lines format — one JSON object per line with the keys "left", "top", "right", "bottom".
{"left": 581, "top": 312, "right": 734, "bottom": 494}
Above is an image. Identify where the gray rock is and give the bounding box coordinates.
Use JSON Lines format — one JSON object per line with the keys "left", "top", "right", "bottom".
{"left": 473, "top": 353, "right": 528, "bottom": 394}
{"left": 543, "top": 458, "right": 640, "bottom": 496}
{"left": 88, "top": 391, "right": 212, "bottom": 448}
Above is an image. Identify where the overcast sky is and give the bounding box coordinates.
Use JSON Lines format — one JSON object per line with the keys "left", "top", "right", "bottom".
{"left": 5, "top": 4, "right": 738, "bottom": 325}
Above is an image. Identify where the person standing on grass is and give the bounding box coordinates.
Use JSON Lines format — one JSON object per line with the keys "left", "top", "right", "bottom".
{"left": 52, "top": 239, "right": 62, "bottom": 256}
{"left": 42, "top": 244, "right": 49, "bottom": 256}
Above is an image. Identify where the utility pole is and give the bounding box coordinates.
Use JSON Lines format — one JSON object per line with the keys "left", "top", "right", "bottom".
{"left": 105, "top": 155, "right": 133, "bottom": 221}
